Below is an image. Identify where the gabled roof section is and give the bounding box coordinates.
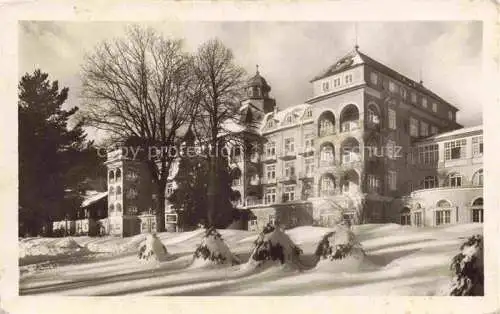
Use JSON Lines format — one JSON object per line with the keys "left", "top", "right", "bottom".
{"left": 311, "top": 47, "right": 458, "bottom": 110}
{"left": 260, "top": 104, "right": 313, "bottom": 134}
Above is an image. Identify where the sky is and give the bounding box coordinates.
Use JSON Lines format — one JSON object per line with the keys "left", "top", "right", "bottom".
{"left": 19, "top": 21, "right": 483, "bottom": 142}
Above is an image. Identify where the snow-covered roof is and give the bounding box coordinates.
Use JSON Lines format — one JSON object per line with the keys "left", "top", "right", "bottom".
{"left": 418, "top": 125, "right": 482, "bottom": 142}
{"left": 260, "top": 103, "right": 313, "bottom": 133}
{"left": 81, "top": 191, "right": 108, "bottom": 208}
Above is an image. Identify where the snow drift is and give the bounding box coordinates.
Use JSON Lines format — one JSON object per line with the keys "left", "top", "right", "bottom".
{"left": 314, "top": 223, "right": 370, "bottom": 272}
{"left": 138, "top": 233, "right": 170, "bottom": 263}
{"left": 191, "top": 227, "right": 241, "bottom": 267}
{"left": 245, "top": 224, "right": 303, "bottom": 270}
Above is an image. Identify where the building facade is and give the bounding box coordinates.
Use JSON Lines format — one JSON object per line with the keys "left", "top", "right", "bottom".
{"left": 95, "top": 47, "right": 482, "bottom": 236}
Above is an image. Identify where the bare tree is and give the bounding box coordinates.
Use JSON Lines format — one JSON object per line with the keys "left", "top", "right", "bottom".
{"left": 192, "top": 38, "right": 246, "bottom": 227}
{"left": 80, "top": 26, "right": 197, "bottom": 232}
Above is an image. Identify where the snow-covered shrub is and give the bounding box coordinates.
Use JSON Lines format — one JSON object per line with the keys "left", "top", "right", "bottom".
{"left": 247, "top": 223, "right": 303, "bottom": 267}
{"left": 192, "top": 227, "right": 240, "bottom": 266}
{"left": 448, "top": 234, "right": 484, "bottom": 296}
{"left": 138, "top": 233, "right": 169, "bottom": 262}
{"left": 314, "top": 224, "right": 366, "bottom": 272}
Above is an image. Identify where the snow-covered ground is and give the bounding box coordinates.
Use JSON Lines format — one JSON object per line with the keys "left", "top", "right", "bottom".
{"left": 19, "top": 223, "right": 483, "bottom": 296}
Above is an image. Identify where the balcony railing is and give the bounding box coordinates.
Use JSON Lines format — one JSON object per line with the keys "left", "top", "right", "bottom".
{"left": 318, "top": 160, "right": 336, "bottom": 168}
{"left": 319, "top": 129, "right": 336, "bottom": 138}
{"left": 340, "top": 120, "right": 361, "bottom": 133}
{"left": 279, "top": 174, "right": 297, "bottom": 183}
{"left": 262, "top": 154, "right": 277, "bottom": 163}
{"left": 261, "top": 177, "right": 277, "bottom": 185}
{"left": 279, "top": 150, "right": 297, "bottom": 160}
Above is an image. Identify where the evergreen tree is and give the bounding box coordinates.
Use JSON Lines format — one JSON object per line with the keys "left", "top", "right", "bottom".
{"left": 18, "top": 69, "right": 93, "bottom": 236}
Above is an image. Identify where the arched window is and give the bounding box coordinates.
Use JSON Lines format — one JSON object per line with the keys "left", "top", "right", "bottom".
{"left": 472, "top": 169, "right": 483, "bottom": 186}
{"left": 108, "top": 170, "right": 115, "bottom": 183}
{"left": 109, "top": 186, "right": 115, "bottom": 199}
{"left": 340, "top": 104, "right": 360, "bottom": 132}
{"left": 108, "top": 203, "right": 115, "bottom": 214}
{"left": 115, "top": 203, "right": 122, "bottom": 213}
{"left": 471, "top": 197, "right": 483, "bottom": 223}
{"left": 436, "top": 200, "right": 452, "bottom": 225}
{"left": 116, "top": 186, "right": 122, "bottom": 195}
{"left": 367, "top": 104, "right": 380, "bottom": 125}
{"left": 116, "top": 168, "right": 122, "bottom": 180}
{"left": 341, "top": 137, "right": 360, "bottom": 164}
{"left": 318, "top": 111, "right": 335, "bottom": 137}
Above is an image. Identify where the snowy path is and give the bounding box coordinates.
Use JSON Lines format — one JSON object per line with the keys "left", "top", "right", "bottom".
{"left": 19, "top": 224, "right": 482, "bottom": 296}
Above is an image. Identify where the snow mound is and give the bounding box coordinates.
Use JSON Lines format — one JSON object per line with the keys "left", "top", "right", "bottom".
{"left": 315, "top": 224, "right": 371, "bottom": 272}
{"left": 191, "top": 227, "right": 241, "bottom": 268}
{"left": 244, "top": 224, "right": 303, "bottom": 270}
{"left": 138, "top": 233, "right": 170, "bottom": 263}
{"left": 53, "top": 237, "right": 82, "bottom": 249}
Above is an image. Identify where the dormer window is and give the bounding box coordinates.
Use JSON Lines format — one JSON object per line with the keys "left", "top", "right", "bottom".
{"left": 252, "top": 86, "right": 261, "bottom": 97}
{"left": 266, "top": 119, "right": 275, "bottom": 129}
{"left": 322, "top": 81, "right": 330, "bottom": 92}
{"left": 304, "top": 108, "right": 312, "bottom": 119}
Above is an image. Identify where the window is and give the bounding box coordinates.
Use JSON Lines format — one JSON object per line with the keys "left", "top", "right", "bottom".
{"left": 411, "top": 92, "right": 417, "bottom": 104}
{"left": 444, "top": 139, "right": 467, "bottom": 160}
{"left": 388, "top": 109, "right": 397, "bottom": 130}
{"left": 109, "top": 170, "right": 115, "bottom": 183}
{"left": 285, "top": 114, "right": 294, "bottom": 124}
{"left": 430, "top": 126, "right": 438, "bottom": 135}
{"left": 410, "top": 117, "right": 419, "bottom": 137}
{"left": 367, "top": 174, "right": 380, "bottom": 193}
{"left": 283, "top": 185, "right": 296, "bottom": 202}
{"left": 116, "top": 168, "right": 122, "bottom": 180}
{"left": 333, "top": 77, "right": 341, "bottom": 87}
{"left": 342, "top": 144, "right": 360, "bottom": 164}
{"left": 269, "top": 214, "right": 276, "bottom": 226}
{"left": 284, "top": 138, "right": 295, "bottom": 154}
{"left": 166, "top": 183, "right": 174, "bottom": 196}
{"left": 265, "top": 187, "right": 276, "bottom": 204}
{"left": 304, "top": 136, "right": 314, "bottom": 153}
{"left": 423, "top": 176, "right": 438, "bottom": 189}
{"left": 115, "top": 203, "right": 122, "bottom": 213}
{"left": 386, "top": 140, "right": 396, "bottom": 159}
{"left": 422, "top": 98, "right": 428, "bottom": 109}
{"left": 284, "top": 161, "right": 295, "bottom": 177}
{"left": 389, "top": 81, "right": 397, "bottom": 93}
{"left": 388, "top": 171, "right": 397, "bottom": 190}
{"left": 367, "top": 107, "right": 380, "bottom": 125}
{"left": 304, "top": 108, "right": 313, "bottom": 119}
{"left": 127, "top": 206, "right": 138, "bottom": 215}
{"left": 417, "top": 144, "right": 438, "bottom": 164}
{"left": 126, "top": 170, "right": 139, "bottom": 181}
{"left": 472, "top": 169, "right": 483, "bottom": 186}
{"left": 322, "top": 81, "right": 330, "bottom": 92}
{"left": 321, "top": 176, "right": 335, "bottom": 196}
{"left": 400, "top": 87, "right": 407, "bottom": 100}
{"left": 265, "top": 142, "right": 276, "bottom": 157}
{"left": 320, "top": 145, "right": 334, "bottom": 163}
{"left": 400, "top": 209, "right": 411, "bottom": 225}
{"left": 266, "top": 119, "right": 275, "bottom": 129}
{"left": 432, "top": 102, "right": 437, "bottom": 112}
{"left": 413, "top": 212, "right": 423, "bottom": 227}
{"left": 420, "top": 121, "right": 429, "bottom": 137}
{"left": 266, "top": 164, "right": 276, "bottom": 180}
{"left": 345, "top": 74, "right": 353, "bottom": 84}
{"left": 304, "top": 157, "right": 315, "bottom": 176}
{"left": 319, "top": 119, "right": 334, "bottom": 136}
{"left": 447, "top": 173, "right": 463, "bottom": 187}
{"left": 370, "top": 72, "right": 378, "bottom": 85}
{"left": 472, "top": 136, "right": 483, "bottom": 156}
{"left": 116, "top": 186, "right": 122, "bottom": 195}
{"left": 435, "top": 210, "right": 451, "bottom": 225}
{"left": 471, "top": 197, "right": 483, "bottom": 223}
{"left": 448, "top": 111, "right": 453, "bottom": 120}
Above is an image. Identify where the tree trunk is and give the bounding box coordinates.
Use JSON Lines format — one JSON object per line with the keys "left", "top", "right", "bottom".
{"left": 157, "top": 184, "right": 166, "bottom": 232}
{"left": 207, "top": 157, "right": 216, "bottom": 227}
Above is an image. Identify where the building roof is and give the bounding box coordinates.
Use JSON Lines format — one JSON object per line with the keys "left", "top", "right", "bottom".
{"left": 81, "top": 191, "right": 108, "bottom": 208}
{"left": 417, "top": 125, "right": 482, "bottom": 143}
{"left": 260, "top": 103, "right": 313, "bottom": 133}
{"left": 246, "top": 67, "right": 271, "bottom": 93}
{"left": 311, "top": 47, "right": 458, "bottom": 110}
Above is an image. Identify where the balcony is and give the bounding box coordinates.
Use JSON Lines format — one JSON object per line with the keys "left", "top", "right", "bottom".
{"left": 298, "top": 172, "right": 314, "bottom": 180}
{"left": 318, "top": 129, "right": 336, "bottom": 138}
{"left": 262, "top": 154, "right": 277, "bottom": 163}
{"left": 261, "top": 177, "right": 277, "bottom": 185}
{"left": 298, "top": 147, "right": 315, "bottom": 157}
{"left": 279, "top": 174, "right": 297, "bottom": 184}
{"left": 279, "top": 150, "right": 297, "bottom": 160}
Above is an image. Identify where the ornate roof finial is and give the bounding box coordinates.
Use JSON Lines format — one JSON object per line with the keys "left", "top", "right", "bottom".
{"left": 354, "top": 23, "right": 359, "bottom": 51}
{"left": 256, "top": 64, "right": 260, "bottom": 75}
